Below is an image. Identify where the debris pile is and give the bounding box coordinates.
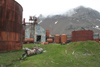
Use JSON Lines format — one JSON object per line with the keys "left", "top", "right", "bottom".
{"left": 20, "top": 47, "right": 43, "bottom": 60}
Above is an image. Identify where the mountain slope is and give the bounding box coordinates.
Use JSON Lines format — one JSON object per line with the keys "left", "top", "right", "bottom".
{"left": 39, "top": 6, "right": 100, "bottom": 35}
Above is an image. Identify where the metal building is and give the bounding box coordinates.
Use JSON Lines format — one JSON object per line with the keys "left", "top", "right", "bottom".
{"left": 25, "top": 23, "right": 46, "bottom": 43}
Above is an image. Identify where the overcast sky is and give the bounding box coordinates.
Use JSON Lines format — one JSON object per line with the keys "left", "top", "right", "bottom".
{"left": 15, "top": 0, "right": 100, "bottom": 22}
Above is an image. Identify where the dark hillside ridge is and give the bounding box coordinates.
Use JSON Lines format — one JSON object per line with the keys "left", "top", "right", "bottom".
{"left": 38, "top": 6, "right": 100, "bottom": 35}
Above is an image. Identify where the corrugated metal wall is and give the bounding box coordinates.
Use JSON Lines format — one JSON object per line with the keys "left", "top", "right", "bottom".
{"left": 0, "top": 0, "right": 23, "bottom": 51}
{"left": 72, "top": 30, "right": 93, "bottom": 42}
{"left": 35, "top": 24, "right": 46, "bottom": 42}
{"left": 25, "top": 24, "right": 34, "bottom": 39}
{"left": 25, "top": 24, "right": 46, "bottom": 42}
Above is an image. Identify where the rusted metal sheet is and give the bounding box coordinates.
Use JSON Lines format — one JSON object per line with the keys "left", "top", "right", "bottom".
{"left": 72, "top": 30, "right": 93, "bottom": 42}
{"left": 15, "top": 42, "right": 22, "bottom": 50}
{"left": 0, "top": 32, "right": 1, "bottom": 41}
{"left": 7, "top": 32, "right": 12, "bottom": 41}
{"left": 0, "top": 0, "right": 23, "bottom": 51}
{"left": 0, "top": 42, "right": 7, "bottom": 51}
{"left": 16, "top": 33, "right": 19, "bottom": 41}
{"left": 12, "top": 32, "right": 16, "bottom": 41}
{"left": 6, "top": 0, "right": 14, "bottom": 9}
{"left": 7, "top": 42, "right": 12, "bottom": 51}
{"left": 0, "top": 0, "right": 5, "bottom": 5}
{"left": 1, "top": 31, "right": 8, "bottom": 41}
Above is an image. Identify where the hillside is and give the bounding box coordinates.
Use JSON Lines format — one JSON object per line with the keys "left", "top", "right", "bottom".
{"left": 38, "top": 6, "right": 100, "bottom": 35}
{"left": 0, "top": 41, "right": 100, "bottom": 67}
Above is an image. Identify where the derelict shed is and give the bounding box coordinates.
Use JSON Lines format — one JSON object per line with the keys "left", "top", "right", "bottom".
{"left": 25, "top": 23, "right": 46, "bottom": 43}
{"left": 35, "top": 24, "right": 46, "bottom": 42}
{"left": 72, "top": 30, "right": 93, "bottom": 42}
{"left": 0, "top": 0, "right": 23, "bottom": 51}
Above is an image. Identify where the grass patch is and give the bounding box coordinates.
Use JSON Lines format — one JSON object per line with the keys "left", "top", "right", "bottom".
{"left": 0, "top": 41, "right": 100, "bottom": 67}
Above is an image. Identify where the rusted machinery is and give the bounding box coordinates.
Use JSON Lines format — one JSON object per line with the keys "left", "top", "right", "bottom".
{"left": 72, "top": 30, "right": 93, "bottom": 42}
{"left": 61, "top": 34, "right": 67, "bottom": 44}
{"left": 54, "top": 34, "right": 60, "bottom": 43}
{"left": 0, "top": 0, "right": 23, "bottom": 51}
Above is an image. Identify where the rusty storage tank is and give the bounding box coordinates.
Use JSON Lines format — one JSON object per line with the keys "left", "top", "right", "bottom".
{"left": 47, "top": 38, "right": 53, "bottom": 43}
{"left": 54, "top": 34, "right": 60, "bottom": 43}
{"left": 61, "top": 34, "right": 67, "bottom": 44}
{"left": 0, "top": 0, "right": 23, "bottom": 51}
{"left": 72, "top": 30, "right": 93, "bottom": 42}
{"left": 46, "top": 30, "right": 49, "bottom": 37}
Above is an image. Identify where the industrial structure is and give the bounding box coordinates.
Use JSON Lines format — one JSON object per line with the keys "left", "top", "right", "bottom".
{"left": 0, "top": 0, "right": 23, "bottom": 51}
{"left": 23, "top": 16, "right": 46, "bottom": 43}
{"left": 72, "top": 30, "right": 93, "bottom": 42}
{"left": 0, "top": 0, "right": 99, "bottom": 52}
{"left": 25, "top": 23, "right": 46, "bottom": 42}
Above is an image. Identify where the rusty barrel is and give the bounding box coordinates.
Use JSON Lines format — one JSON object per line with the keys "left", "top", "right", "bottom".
{"left": 46, "top": 30, "right": 49, "bottom": 37}
{"left": 61, "top": 34, "right": 67, "bottom": 44}
{"left": 47, "top": 38, "right": 53, "bottom": 43}
{"left": 93, "top": 38, "right": 99, "bottom": 43}
{"left": 23, "top": 39, "right": 29, "bottom": 44}
{"left": 0, "top": 0, "right": 23, "bottom": 51}
{"left": 54, "top": 34, "right": 60, "bottom": 43}
{"left": 29, "top": 38, "right": 34, "bottom": 43}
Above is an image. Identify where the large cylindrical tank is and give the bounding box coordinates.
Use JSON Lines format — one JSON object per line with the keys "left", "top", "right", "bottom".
{"left": 47, "top": 38, "right": 53, "bottom": 43}
{"left": 61, "top": 34, "right": 67, "bottom": 44}
{"left": 46, "top": 30, "right": 49, "bottom": 37}
{"left": 72, "top": 30, "right": 93, "bottom": 42}
{"left": 54, "top": 34, "right": 60, "bottom": 43}
{"left": 0, "top": 0, "right": 23, "bottom": 51}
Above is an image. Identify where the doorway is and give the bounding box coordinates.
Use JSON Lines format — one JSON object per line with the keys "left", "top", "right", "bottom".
{"left": 37, "top": 35, "right": 41, "bottom": 42}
